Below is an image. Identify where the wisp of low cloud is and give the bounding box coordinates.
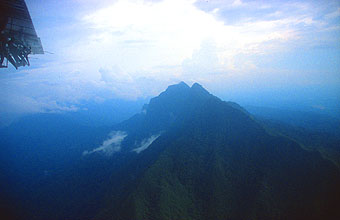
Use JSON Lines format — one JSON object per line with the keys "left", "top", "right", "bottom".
{"left": 83, "top": 131, "right": 127, "bottom": 156}
{"left": 132, "top": 134, "right": 161, "bottom": 154}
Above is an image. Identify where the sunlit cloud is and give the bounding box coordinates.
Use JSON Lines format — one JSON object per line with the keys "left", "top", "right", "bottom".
{"left": 78, "top": 0, "right": 299, "bottom": 75}
{"left": 1, "top": 0, "right": 339, "bottom": 116}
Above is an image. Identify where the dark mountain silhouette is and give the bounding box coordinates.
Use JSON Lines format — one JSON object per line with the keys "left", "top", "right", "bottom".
{"left": 1, "top": 82, "right": 339, "bottom": 220}
{"left": 93, "top": 82, "right": 340, "bottom": 220}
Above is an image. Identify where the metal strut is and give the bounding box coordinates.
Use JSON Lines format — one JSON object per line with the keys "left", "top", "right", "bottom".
{"left": 0, "top": 0, "right": 43, "bottom": 69}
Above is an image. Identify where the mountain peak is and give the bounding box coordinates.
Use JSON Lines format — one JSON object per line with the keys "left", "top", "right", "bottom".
{"left": 179, "top": 81, "right": 189, "bottom": 86}
{"left": 166, "top": 81, "right": 190, "bottom": 91}
{"left": 190, "top": 82, "right": 210, "bottom": 96}
{"left": 191, "top": 82, "right": 204, "bottom": 90}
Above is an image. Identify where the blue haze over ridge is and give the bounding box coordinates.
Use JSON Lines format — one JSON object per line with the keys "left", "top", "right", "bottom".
{"left": 0, "top": 81, "right": 339, "bottom": 220}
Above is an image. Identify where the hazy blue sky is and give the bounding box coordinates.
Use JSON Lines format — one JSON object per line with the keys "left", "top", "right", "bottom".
{"left": 1, "top": 0, "right": 339, "bottom": 116}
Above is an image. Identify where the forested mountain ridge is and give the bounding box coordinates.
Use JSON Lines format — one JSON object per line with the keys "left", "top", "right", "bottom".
{"left": 1, "top": 82, "right": 339, "bottom": 220}
{"left": 95, "top": 82, "right": 340, "bottom": 220}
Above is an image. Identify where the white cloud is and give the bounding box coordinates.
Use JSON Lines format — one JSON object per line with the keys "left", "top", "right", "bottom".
{"left": 132, "top": 134, "right": 160, "bottom": 153}
{"left": 75, "top": 0, "right": 302, "bottom": 78}
{"left": 1, "top": 0, "right": 339, "bottom": 115}
{"left": 232, "top": 0, "right": 243, "bottom": 7}
{"left": 0, "top": 92, "right": 79, "bottom": 114}
{"left": 83, "top": 131, "right": 127, "bottom": 156}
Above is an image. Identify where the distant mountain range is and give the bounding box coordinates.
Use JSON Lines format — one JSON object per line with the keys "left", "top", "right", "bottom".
{"left": 245, "top": 105, "right": 340, "bottom": 135}
{"left": 1, "top": 82, "right": 339, "bottom": 220}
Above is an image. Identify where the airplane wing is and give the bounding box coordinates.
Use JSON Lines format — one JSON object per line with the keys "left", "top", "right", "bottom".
{"left": 1, "top": 0, "right": 44, "bottom": 69}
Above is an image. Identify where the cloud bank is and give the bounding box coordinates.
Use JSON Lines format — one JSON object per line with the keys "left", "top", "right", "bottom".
{"left": 1, "top": 0, "right": 339, "bottom": 116}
